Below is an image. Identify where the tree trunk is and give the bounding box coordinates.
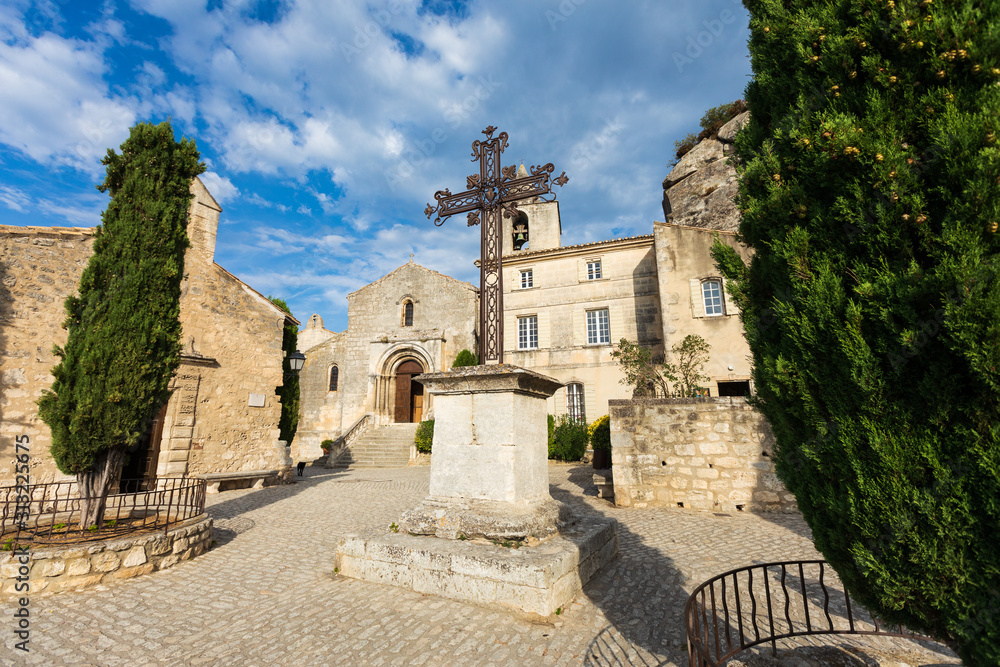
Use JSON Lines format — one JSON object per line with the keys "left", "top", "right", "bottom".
{"left": 76, "top": 445, "right": 126, "bottom": 529}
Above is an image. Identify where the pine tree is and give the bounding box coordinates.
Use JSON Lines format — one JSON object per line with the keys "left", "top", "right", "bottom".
{"left": 38, "top": 121, "right": 203, "bottom": 528}
{"left": 269, "top": 296, "right": 300, "bottom": 445}
{"left": 713, "top": 1, "right": 1000, "bottom": 662}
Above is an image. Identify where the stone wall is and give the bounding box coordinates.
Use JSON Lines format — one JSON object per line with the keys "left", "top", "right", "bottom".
{"left": 0, "top": 514, "right": 212, "bottom": 600}
{"left": 609, "top": 397, "right": 796, "bottom": 512}
{"left": 294, "top": 261, "right": 478, "bottom": 460}
{"left": 0, "top": 177, "right": 295, "bottom": 486}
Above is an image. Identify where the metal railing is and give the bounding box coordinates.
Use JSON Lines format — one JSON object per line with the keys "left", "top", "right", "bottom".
{"left": 1, "top": 477, "right": 206, "bottom": 548}
{"left": 685, "top": 560, "right": 930, "bottom": 667}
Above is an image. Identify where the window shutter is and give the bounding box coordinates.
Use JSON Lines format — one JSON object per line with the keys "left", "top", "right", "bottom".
{"left": 723, "top": 279, "right": 737, "bottom": 316}
{"left": 690, "top": 279, "right": 705, "bottom": 318}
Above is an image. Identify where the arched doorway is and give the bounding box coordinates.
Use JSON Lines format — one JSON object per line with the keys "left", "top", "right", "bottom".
{"left": 394, "top": 360, "right": 424, "bottom": 423}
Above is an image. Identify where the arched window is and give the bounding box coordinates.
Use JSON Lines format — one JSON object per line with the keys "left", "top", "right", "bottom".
{"left": 567, "top": 383, "right": 586, "bottom": 423}
{"left": 403, "top": 301, "right": 414, "bottom": 327}
{"left": 701, "top": 279, "right": 725, "bottom": 316}
{"left": 329, "top": 365, "right": 339, "bottom": 392}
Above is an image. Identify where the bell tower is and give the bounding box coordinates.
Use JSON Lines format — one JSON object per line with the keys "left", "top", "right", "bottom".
{"left": 501, "top": 164, "right": 563, "bottom": 255}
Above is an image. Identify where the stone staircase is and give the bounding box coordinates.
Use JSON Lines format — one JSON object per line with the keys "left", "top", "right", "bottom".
{"left": 337, "top": 423, "right": 418, "bottom": 468}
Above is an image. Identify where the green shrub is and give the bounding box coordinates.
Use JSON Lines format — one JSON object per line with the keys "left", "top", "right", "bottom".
{"left": 548, "top": 416, "right": 588, "bottom": 461}
{"left": 415, "top": 419, "right": 434, "bottom": 453}
{"left": 451, "top": 349, "right": 478, "bottom": 367}
{"left": 588, "top": 415, "right": 611, "bottom": 452}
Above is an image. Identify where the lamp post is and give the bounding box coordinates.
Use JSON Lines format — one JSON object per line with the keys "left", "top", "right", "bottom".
{"left": 287, "top": 350, "right": 305, "bottom": 375}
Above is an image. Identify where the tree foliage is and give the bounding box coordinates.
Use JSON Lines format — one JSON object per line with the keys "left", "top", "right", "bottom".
{"left": 269, "top": 296, "right": 300, "bottom": 446}
{"left": 713, "top": 1, "right": 1000, "bottom": 662}
{"left": 611, "top": 335, "right": 711, "bottom": 398}
{"left": 673, "top": 99, "right": 749, "bottom": 163}
{"left": 38, "top": 120, "right": 203, "bottom": 526}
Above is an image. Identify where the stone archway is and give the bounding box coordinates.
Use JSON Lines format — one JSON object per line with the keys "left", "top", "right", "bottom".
{"left": 394, "top": 359, "right": 424, "bottom": 423}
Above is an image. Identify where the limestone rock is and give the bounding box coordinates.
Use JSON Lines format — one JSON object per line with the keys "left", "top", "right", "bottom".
{"left": 665, "top": 159, "right": 740, "bottom": 232}
{"left": 717, "top": 111, "right": 750, "bottom": 143}
{"left": 122, "top": 546, "right": 148, "bottom": 568}
{"left": 663, "top": 138, "right": 724, "bottom": 189}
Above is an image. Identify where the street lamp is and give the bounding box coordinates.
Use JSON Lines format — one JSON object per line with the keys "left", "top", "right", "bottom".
{"left": 287, "top": 350, "right": 306, "bottom": 374}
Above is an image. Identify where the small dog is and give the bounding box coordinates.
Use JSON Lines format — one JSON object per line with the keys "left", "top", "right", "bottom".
{"left": 296, "top": 461, "right": 306, "bottom": 476}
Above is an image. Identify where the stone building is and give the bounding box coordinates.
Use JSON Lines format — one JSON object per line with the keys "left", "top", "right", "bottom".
{"left": 297, "top": 115, "right": 754, "bottom": 459}
{"left": 0, "top": 177, "right": 297, "bottom": 488}
{"left": 293, "top": 260, "right": 477, "bottom": 462}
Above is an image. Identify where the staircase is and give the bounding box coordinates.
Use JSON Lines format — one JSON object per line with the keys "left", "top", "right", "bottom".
{"left": 337, "top": 423, "right": 418, "bottom": 468}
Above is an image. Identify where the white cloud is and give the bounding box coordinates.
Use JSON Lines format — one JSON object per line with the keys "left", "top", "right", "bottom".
{"left": 199, "top": 171, "right": 240, "bottom": 204}
{"left": 0, "top": 185, "right": 31, "bottom": 212}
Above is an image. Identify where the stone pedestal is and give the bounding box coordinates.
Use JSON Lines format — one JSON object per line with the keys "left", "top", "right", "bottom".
{"left": 400, "top": 365, "right": 566, "bottom": 539}
{"left": 336, "top": 365, "right": 618, "bottom": 618}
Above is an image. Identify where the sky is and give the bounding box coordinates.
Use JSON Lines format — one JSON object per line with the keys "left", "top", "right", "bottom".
{"left": 0, "top": 0, "right": 753, "bottom": 332}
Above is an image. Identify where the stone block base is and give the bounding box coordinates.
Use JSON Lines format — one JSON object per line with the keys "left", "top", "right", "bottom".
{"left": 400, "top": 496, "right": 573, "bottom": 540}
{"left": 335, "top": 517, "right": 618, "bottom": 617}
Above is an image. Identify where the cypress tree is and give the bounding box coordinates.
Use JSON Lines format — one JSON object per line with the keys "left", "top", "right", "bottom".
{"left": 269, "top": 296, "right": 300, "bottom": 445}
{"left": 714, "top": 1, "right": 1000, "bottom": 662}
{"left": 38, "top": 121, "right": 203, "bottom": 528}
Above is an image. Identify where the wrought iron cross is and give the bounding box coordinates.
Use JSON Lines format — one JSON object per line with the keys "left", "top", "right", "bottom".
{"left": 425, "top": 126, "right": 568, "bottom": 364}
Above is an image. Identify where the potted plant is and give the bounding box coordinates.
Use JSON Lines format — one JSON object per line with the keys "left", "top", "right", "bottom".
{"left": 588, "top": 416, "right": 612, "bottom": 470}
{"left": 321, "top": 439, "right": 335, "bottom": 457}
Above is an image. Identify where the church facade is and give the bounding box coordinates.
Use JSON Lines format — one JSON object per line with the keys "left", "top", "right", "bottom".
{"left": 293, "top": 261, "right": 478, "bottom": 461}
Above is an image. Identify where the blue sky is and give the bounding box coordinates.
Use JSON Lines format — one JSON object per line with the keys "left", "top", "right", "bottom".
{"left": 0, "top": 0, "right": 752, "bottom": 332}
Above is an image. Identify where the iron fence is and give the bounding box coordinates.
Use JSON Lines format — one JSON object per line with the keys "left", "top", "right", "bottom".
{"left": 1, "top": 477, "right": 206, "bottom": 547}
{"left": 685, "top": 560, "right": 930, "bottom": 666}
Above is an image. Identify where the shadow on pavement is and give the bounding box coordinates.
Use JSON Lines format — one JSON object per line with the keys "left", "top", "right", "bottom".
{"left": 551, "top": 465, "right": 686, "bottom": 666}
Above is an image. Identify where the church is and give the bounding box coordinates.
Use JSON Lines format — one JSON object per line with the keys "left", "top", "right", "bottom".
{"left": 0, "top": 178, "right": 297, "bottom": 488}
{"left": 293, "top": 111, "right": 755, "bottom": 463}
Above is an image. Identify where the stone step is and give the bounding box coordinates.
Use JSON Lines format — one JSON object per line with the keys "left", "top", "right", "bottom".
{"left": 334, "top": 423, "right": 418, "bottom": 468}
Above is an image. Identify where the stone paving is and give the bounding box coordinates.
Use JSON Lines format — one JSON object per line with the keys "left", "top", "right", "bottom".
{"left": 2, "top": 464, "right": 959, "bottom": 666}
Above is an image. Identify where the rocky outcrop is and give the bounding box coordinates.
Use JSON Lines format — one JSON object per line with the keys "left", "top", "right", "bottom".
{"left": 661, "top": 111, "right": 749, "bottom": 233}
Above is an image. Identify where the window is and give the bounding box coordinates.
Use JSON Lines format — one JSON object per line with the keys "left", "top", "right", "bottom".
{"left": 702, "top": 280, "right": 724, "bottom": 316}
{"left": 567, "top": 383, "right": 586, "bottom": 423}
{"left": 329, "top": 365, "right": 339, "bottom": 392}
{"left": 520, "top": 269, "right": 533, "bottom": 289}
{"left": 586, "top": 260, "right": 602, "bottom": 280}
{"left": 517, "top": 315, "right": 538, "bottom": 350}
{"left": 403, "top": 301, "right": 414, "bottom": 326}
{"left": 586, "top": 309, "right": 610, "bottom": 344}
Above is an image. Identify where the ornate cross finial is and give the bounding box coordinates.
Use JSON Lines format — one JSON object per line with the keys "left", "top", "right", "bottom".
{"left": 409, "top": 253, "right": 414, "bottom": 263}
{"left": 424, "top": 126, "right": 568, "bottom": 364}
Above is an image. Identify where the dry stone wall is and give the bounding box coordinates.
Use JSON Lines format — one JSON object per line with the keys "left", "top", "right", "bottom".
{"left": 609, "top": 397, "right": 796, "bottom": 512}
{"left": 0, "top": 514, "right": 212, "bottom": 600}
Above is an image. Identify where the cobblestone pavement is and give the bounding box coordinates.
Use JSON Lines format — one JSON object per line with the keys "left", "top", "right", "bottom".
{"left": 2, "top": 464, "right": 958, "bottom": 666}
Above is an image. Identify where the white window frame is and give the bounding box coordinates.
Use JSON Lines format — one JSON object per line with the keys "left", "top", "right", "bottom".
{"left": 586, "top": 260, "right": 602, "bottom": 280}
{"left": 702, "top": 280, "right": 724, "bottom": 317}
{"left": 517, "top": 315, "right": 538, "bottom": 350}
{"left": 520, "top": 269, "right": 533, "bottom": 289}
{"left": 586, "top": 308, "right": 611, "bottom": 345}
{"left": 567, "top": 383, "right": 586, "bottom": 423}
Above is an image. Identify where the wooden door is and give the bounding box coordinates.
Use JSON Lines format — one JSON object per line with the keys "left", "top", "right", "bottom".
{"left": 411, "top": 384, "right": 424, "bottom": 422}
{"left": 394, "top": 360, "right": 423, "bottom": 423}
